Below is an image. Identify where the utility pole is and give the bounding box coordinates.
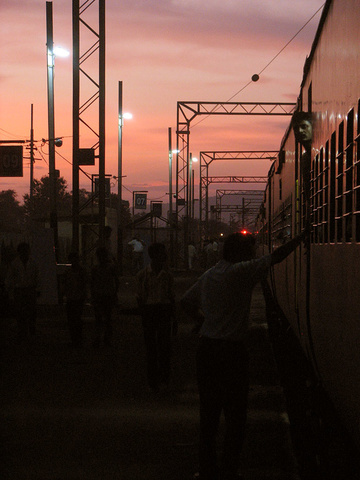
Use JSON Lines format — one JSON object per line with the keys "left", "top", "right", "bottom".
{"left": 117, "top": 81, "right": 123, "bottom": 274}
{"left": 168, "top": 127, "right": 174, "bottom": 267}
{"left": 30, "top": 104, "right": 35, "bottom": 200}
{"left": 46, "top": 1, "right": 59, "bottom": 261}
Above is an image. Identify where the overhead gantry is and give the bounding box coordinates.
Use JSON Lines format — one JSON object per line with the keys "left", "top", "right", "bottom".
{"left": 174, "top": 100, "right": 296, "bottom": 266}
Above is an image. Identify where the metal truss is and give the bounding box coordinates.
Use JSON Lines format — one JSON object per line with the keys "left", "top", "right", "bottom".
{"left": 176, "top": 102, "right": 295, "bottom": 218}
{"left": 201, "top": 174, "right": 267, "bottom": 238}
{"left": 203, "top": 176, "right": 267, "bottom": 185}
{"left": 214, "top": 189, "right": 264, "bottom": 227}
{"left": 72, "top": 0, "right": 106, "bottom": 253}
{"left": 175, "top": 100, "right": 295, "bottom": 266}
{"left": 199, "top": 150, "right": 276, "bottom": 230}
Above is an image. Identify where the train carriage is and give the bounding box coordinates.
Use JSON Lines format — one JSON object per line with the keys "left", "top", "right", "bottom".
{"left": 257, "top": 0, "right": 360, "bottom": 473}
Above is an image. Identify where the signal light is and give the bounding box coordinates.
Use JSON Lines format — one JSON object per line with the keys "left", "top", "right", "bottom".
{"left": 240, "top": 229, "right": 249, "bottom": 235}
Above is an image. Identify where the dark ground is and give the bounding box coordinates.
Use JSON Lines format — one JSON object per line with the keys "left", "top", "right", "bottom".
{"left": 1, "top": 273, "right": 300, "bottom": 480}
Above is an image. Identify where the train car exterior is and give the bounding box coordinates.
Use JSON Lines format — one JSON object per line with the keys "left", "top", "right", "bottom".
{"left": 257, "top": 0, "right": 360, "bottom": 472}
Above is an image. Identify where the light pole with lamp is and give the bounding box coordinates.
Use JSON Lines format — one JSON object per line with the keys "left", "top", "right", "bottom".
{"left": 191, "top": 156, "right": 198, "bottom": 221}
{"left": 168, "top": 127, "right": 179, "bottom": 267}
{"left": 46, "top": 1, "right": 69, "bottom": 262}
{"left": 117, "top": 80, "right": 132, "bottom": 273}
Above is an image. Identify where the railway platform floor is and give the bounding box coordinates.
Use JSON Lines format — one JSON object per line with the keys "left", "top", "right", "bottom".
{"left": 1, "top": 273, "right": 301, "bottom": 480}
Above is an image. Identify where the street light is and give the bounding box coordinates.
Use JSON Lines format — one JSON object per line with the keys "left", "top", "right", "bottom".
{"left": 191, "top": 157, "right": 198, "bottom": 220}
{"left": 46, "top": 1, "right": 69, "bottom": 262}
{"left": 118, "top": 80, "right": 133, "bottom": 272}
{"left": 168, "top": 127, "right": 179, "bottom": 267}
{"left": 53, "top": 46, "right": 70, "bottom": 58}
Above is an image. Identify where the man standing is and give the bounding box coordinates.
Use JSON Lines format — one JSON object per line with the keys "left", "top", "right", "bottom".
{"left": 181, "top": 231, "right": 305, "bottom": 480}
{"left": 292, "top": 111, "right": 313, "bottom": 201}
{"left": 6, "top": 242, "right": 40, "bottom": 341}
{"left": 128, "top": 237, "right": 145, "bottom": 274}
{"left": 136, "top": 243, "right": 175, "bottom": 392}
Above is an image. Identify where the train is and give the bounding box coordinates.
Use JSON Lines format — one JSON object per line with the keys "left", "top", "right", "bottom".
{"left": 255, "top": 0, "right": 360, "bottom": 476}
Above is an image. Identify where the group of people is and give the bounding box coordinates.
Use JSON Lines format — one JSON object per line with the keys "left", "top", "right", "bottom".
{"left": 188, "top": 238, "right": 220, "bottom": 271}
{"left": 2, "top": 228, "right": 305, "bottom": 480}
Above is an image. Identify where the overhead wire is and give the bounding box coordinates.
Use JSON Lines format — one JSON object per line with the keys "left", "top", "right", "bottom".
{"left": 191, "top": 2, "right": 325, "bottom": 129}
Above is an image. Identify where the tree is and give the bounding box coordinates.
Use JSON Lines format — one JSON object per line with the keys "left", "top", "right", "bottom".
{"left": 0, "top": 190, "right": 25, "bottom": 233}
{"left": 23, "top": 175, "right": 71, "bottom": 220}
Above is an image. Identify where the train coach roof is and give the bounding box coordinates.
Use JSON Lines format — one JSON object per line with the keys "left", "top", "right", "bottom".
{"left": 278, "top": 0, "right": 331, "bottom": 151}
{"left": 300, "top": 0, "right": 332, "bottom": 88}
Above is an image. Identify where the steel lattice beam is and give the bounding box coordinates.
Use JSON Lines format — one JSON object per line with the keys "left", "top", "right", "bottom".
{"left": 199, "top": 151, "right": 274, "bottom": 237}
{"left": 72, "top": 0, "right": 106, "bottom": 254}
{"left": 175, "top": 100, "right": 295, "bottom": 266}
{"left": 203, "top": 176, "right": 267, "bottom": 185}
{"left": 214, "top": 189, "right": 264, "bottom": 226}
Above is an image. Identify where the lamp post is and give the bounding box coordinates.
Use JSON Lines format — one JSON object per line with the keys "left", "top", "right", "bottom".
{"left": 46, "top": 1, "right": 69, "bottom": 262}
{"left": 118, "top": 81, "right": 123, "bottom": 273}
{"left": 117, "top": 81, "right": 132, "bottom": 273}
{"left": 46, "top": 1, "right": 58, "bottom": 261}
{"left": 191, "top": 156, "right": 198, "bottom": 221}
{"left": 168, "top": 128, "right": 179, "bottom": 267}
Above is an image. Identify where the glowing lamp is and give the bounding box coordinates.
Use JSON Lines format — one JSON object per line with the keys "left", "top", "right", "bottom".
{"left": 53, "top": 46, "right": 70, "bottom": 58}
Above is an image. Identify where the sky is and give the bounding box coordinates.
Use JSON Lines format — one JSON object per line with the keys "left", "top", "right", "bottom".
{"left": 0, "top": 0, "right": 325, "bottom": 207}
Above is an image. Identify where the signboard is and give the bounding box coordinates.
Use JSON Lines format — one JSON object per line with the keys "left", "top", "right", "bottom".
{"left": 78, "top": 148, "right": 95, "bottom": 166}
{"left": 135, "top": 193, "right": 147, "bottom": 210}
{"left": 94, "top": 177, "right": 111, "bottom": 199}
{"left": 0, "top": 146, "right": 23, "bottom": 177}
{"left": 152, "top": 202, "right": 162, "bottom": 217}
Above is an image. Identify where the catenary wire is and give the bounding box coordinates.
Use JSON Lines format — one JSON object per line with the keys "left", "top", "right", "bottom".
{"left": 191, "top": 2, "right": 325, "bottom": 129}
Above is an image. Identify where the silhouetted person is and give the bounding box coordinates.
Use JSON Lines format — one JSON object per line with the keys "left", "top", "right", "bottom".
{"left": 91, "top": 247, "right": 119, "bottom": 348}
{"left": 64, "top": 251, "right": 87, "bottom": 348}
{"left": 293, "top": 111, "right": 313, "bottom": 246}
{"left": 128, "top": 237, "right": 145, "bottom": 274}
{"left": 205, "top": 239, "right": 218, "bottom": 269}
{"left": 136, "top": 242, "right": 175, "bottom": 392}
{"left": 181, "top": 231, "right": 305, "bottom": 480}
{"left": 188, "top": 241, "right": 197, "bottom": 270}
{"left": 293, "top": 111, "right": 313, "bottom": 200}
{"left": 6, "top": 242, "right": 40, "bottom": 341}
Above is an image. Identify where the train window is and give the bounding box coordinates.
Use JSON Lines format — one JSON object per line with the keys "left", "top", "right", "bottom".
{"left": 330, "top": 133, "right": 336, "bottom": 243}
{"left": 355, "top": 100, "right": 360, "bottom": 241}
{"left": 345, "top": 109, "right": 354, "bottom": 220}
{"left": 336, "top": 122, "right": 344, "bottom": 242}
{"left": 312, "top": 148, "right": 328, "bottom": 244}
{"left": 324, "top": 142, "right": 329, "bottom": 242}
{"left": 356, "top": 214, "right": 360, "bottom": 242}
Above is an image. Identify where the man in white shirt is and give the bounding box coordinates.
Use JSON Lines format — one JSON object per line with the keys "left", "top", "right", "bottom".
{"left": 181, "top": 231, "right": 305, "bottom": 480}
{"left": 128, "top": 237, "right": 145, "bottom": 273}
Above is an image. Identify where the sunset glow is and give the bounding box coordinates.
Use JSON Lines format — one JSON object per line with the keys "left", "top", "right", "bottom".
{"left": 0, "top": 0, "right": 325, "bottom": 205}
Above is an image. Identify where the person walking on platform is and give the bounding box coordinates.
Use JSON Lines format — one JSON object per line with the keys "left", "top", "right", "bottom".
{"left": 188, "top": 241, "right": 197, "bottom": 270}
{"left": 6, "top": 242, "right": 40, "bottom": 342}
{"left": 136, "top": 242, "right": 175, "bottom": 392}
{"left": 181, "top": 231, "right": 305, "bottom": 480}
{"left": 128, "top": 237, "right": 145, "bottom": 274}
{"left": 91, "top": 247, "right": 119, "bottom": 348}
{"left": 64, "top": 251, "right": 87, "bottom": 348}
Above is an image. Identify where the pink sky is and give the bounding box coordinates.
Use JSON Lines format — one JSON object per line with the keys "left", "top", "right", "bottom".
{"left": 0, "top": 0, "right": 324, "bottom": 205}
